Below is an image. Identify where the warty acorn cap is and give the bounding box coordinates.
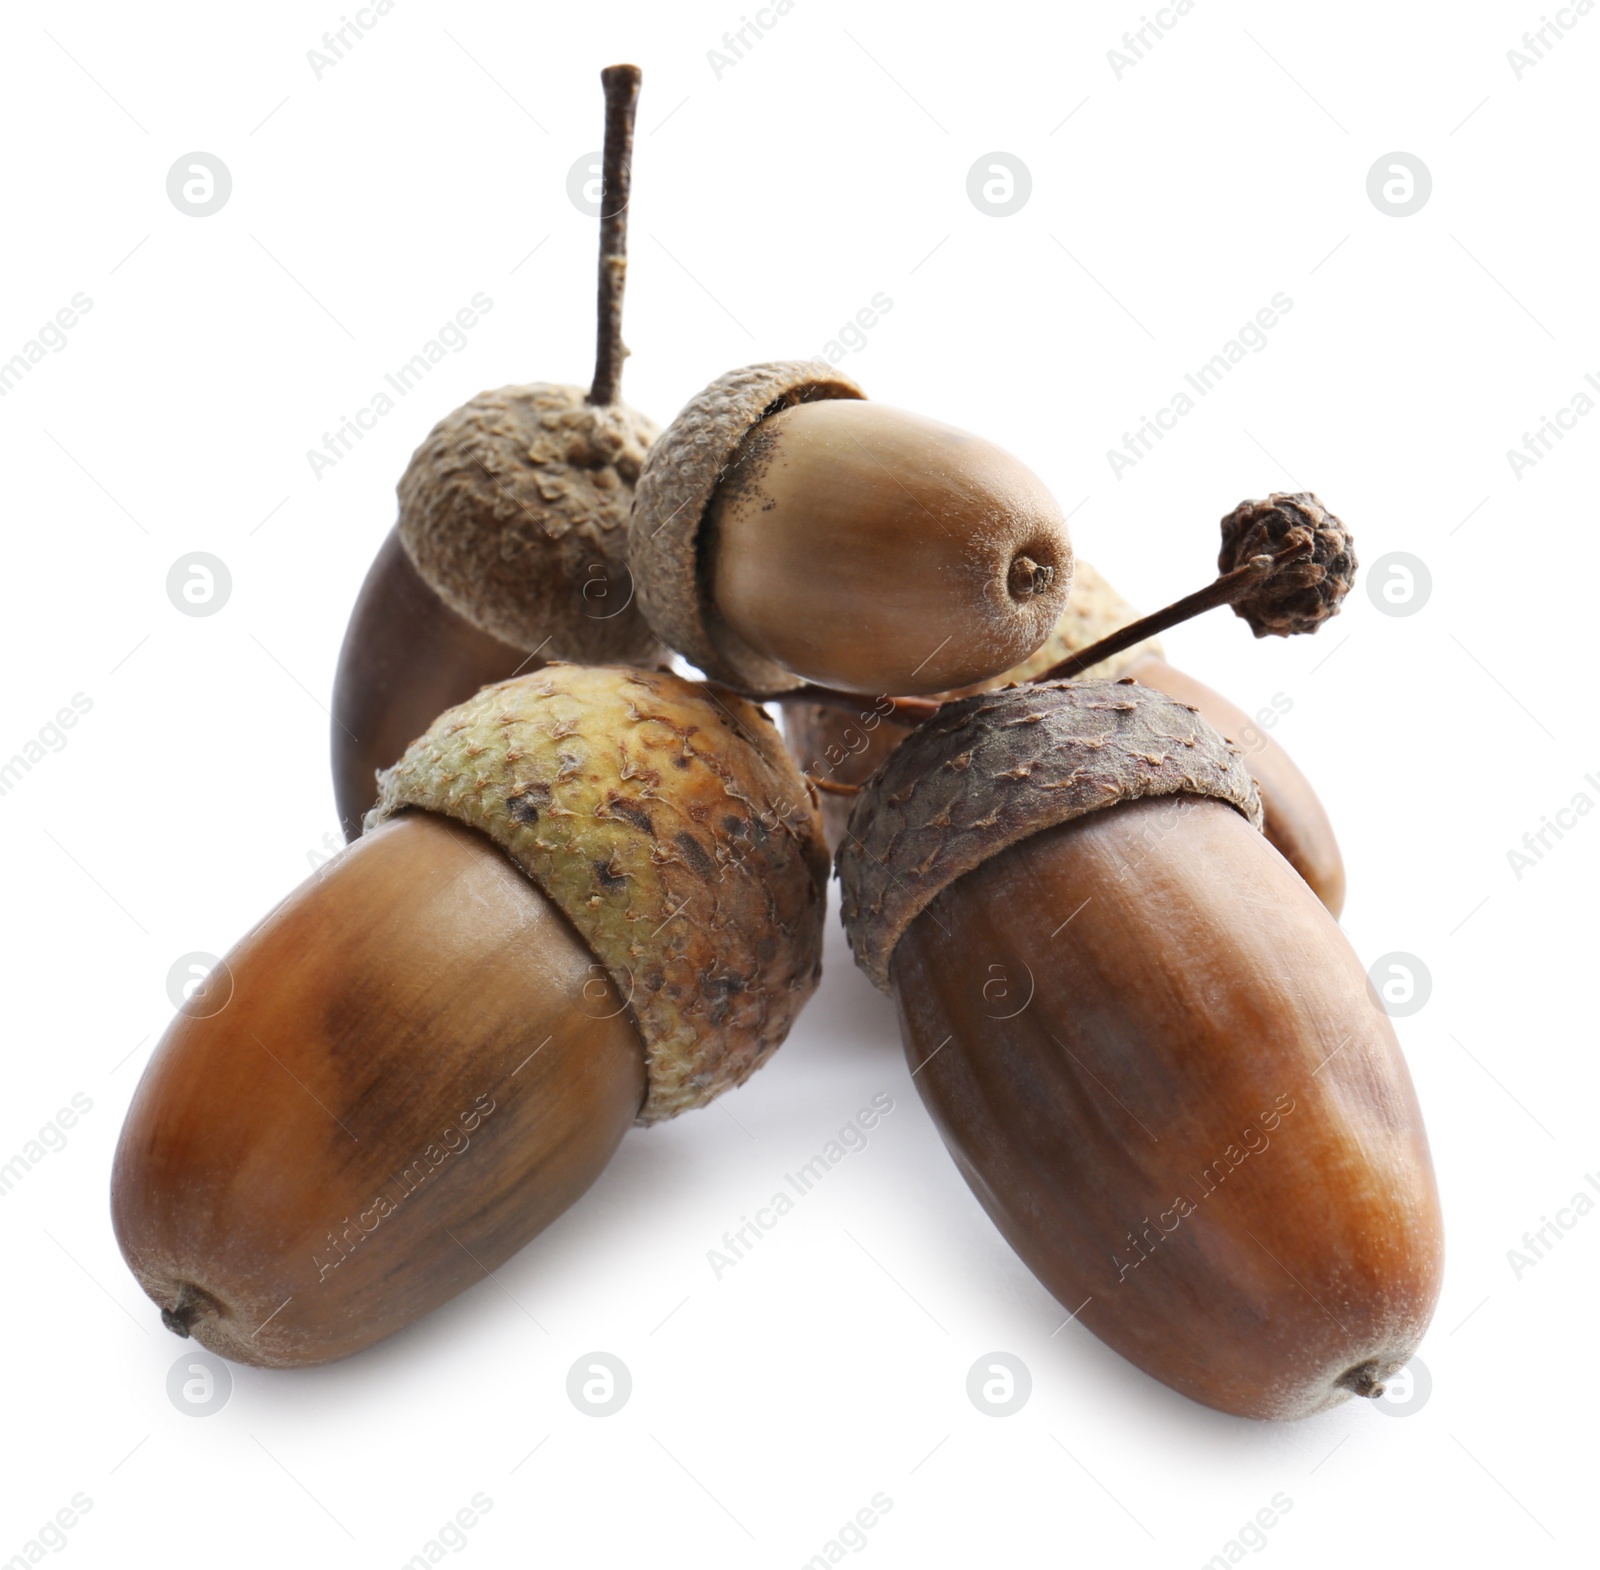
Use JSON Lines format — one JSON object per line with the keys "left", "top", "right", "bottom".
{"left": 369, "top": 663, "right": 830, "bottom": 1123}
{"left": 397, "top": 383, "right": 664, "bottom": 664}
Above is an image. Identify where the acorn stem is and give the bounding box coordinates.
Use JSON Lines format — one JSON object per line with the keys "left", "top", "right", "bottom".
{"left": 160, "top": 1282, "right": 212, "bottom": 1338}
{"left": 1031, "top": 538, "right": 1313, "bottom": 685}
{"left": 1336, "top": 1362, "right": 1386, "bottom": 1399}
{"left": 1009, "top": 555, "right": 1055, "bottom": 601}
{"left": 588, "top": 64, "right": 641, "bottom": 408}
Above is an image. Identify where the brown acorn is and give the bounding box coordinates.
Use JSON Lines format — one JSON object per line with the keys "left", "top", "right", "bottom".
{"left": 837, "top": 681, "right": 1442, "bottom": 1421}
{"left": 783, "top": 557, "right": 1346, "bottom": 914}
{"left": 629, "top": 362, "right": 1072, "bottom": 696}
{"left": 331, "top": 65, "right": 664, "bottom": 840}
{"left": 113, "top": 666, "right": 827, "bottom": 1367}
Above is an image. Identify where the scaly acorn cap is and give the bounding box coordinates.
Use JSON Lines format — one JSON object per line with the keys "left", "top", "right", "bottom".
{"left": 1219, "top": 491, "right": 1356, "bottom": 638}
{"left": 837, "top": 680, "right": 1264, "bottom": 991}
{"left": 397, "top": 384, "right": 664, "bottom": 664}
{"left": 628, "top": 360, "right": 867, "bottom": 692}
{"left": 368, "top": 664, "right": 829, "bottom": 1123}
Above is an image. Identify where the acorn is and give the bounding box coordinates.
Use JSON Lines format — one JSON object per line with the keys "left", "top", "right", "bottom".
{"left": 784, "top": 553, "right": 1346, "bottom": 913}
{"left": 112, "top": 665, "right": 827, "bottom": 1367}
{"left": 331, "top": 64, "right": 663, "bottom": 840}
{"left": 836, "top": 681, "right": 1442, "bottom": 1420}
{"left": 628, "top": 362, "right": 1072, "bottom": 697}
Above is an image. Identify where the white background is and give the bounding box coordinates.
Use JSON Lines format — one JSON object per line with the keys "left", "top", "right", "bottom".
{"left": 1, "top": 1, "right": 1594, "bottom": 1565}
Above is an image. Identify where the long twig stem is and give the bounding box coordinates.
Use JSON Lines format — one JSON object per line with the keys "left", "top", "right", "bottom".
{"left": 589, "top": 64, "right": 640, "bottom": 407}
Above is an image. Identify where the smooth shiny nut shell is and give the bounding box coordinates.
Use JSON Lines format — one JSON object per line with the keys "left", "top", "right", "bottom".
{"left": 893, "top": 797, "right": 1442, "bottom": 1419}
{"left": 111, "top": 813, "right": 647, "bottom": 1367}
{"left": 705, "top": 399, "right": 1072, "bottom": 695}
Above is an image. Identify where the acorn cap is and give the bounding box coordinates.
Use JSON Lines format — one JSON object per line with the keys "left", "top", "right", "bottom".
{"left": 628, "top": 361, "right": 867, "bottom": 692}
{"left": 397, "top": 384, "right": 664, "bottom": 664}
{"left": 837, "top": 681, "right": 1264, "bottom": 991}
{"left": 1219, "top": 492, "right": 1356, "bottom": 638}
{"left": 368, "top": 664, "right": 829, "bottom": 1123}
